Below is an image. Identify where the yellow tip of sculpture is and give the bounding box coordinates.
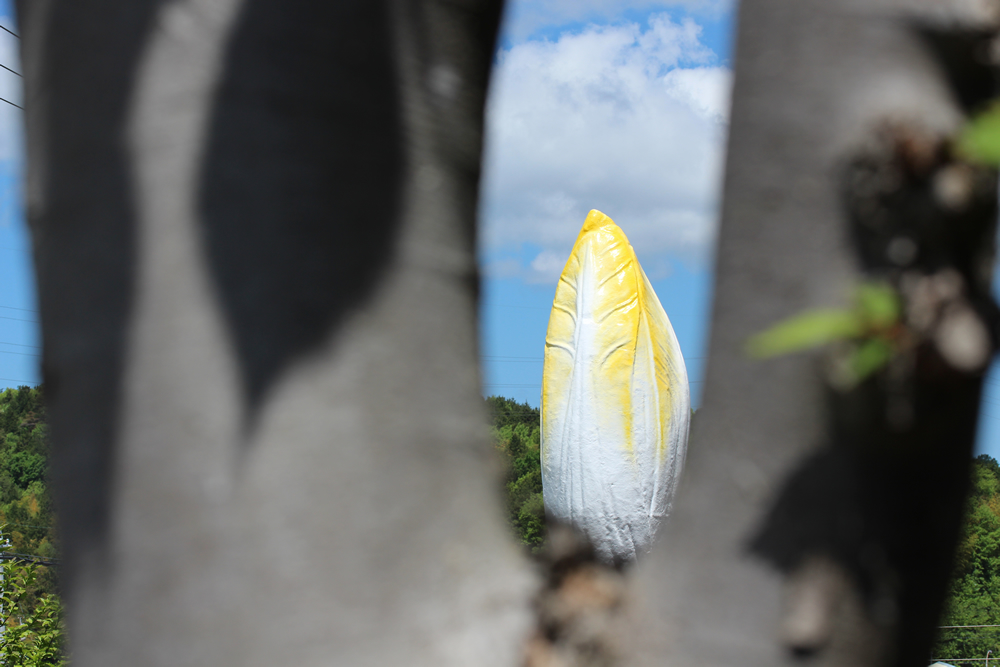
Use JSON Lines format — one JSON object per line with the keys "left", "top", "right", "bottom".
{"left": 578, "top": 209, "right": 614, "bottom": 235}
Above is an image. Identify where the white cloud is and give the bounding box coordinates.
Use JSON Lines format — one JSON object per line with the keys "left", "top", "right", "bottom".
{"left": 479, "top": 13, "right": 731, "bottom": 283}
{"left": 529, "top": 250, "right": 567, "bottom": 282}
{"left": 662, "top": 66, "right": 731, "bottom": 122}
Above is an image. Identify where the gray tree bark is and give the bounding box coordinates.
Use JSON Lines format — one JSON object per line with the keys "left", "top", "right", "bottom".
{"left": 19, "top": 0, "right": 534, "bottom": 665}
{"left": 624, "top": 2, "right": 1000, "bottom": 667}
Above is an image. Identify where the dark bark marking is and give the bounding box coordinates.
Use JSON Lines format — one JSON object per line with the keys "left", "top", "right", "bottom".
{"left": 198, "top": 0, "right": 405, "bottom": 416}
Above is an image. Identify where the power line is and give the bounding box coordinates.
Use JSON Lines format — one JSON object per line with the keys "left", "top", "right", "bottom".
{"left": 0, "top": 95, "right": 22, "bottom": 111}
{"left": 0, "top": 314, "right": 38, "bottom": 324}
{"left": 0, "top": 349, "right": 39, "bottom": 358}
{"left": 0, "top": 552, "right": 58, "bottom": 567}
{"left": 0, "top": 62, "right": 20, "bottom": 78}
{"left": 0, "top": 341, "right": 40, "bottom": 350}
{"left": 0, "top": 305, "right": 37, "bottom": 315}
{"left": 487, "top": 413, "right": 541, "bottom": 417}
{"left": 1, "top": 521, "right": 52, "bottom": 531}
{"left": 0, "top": 25, "right": 19, "bottom": 39}
{"left": 939, "top": 624, "right": 1000, "bottom": 629}
{"left": 0, "top": 378, "right": 37, "bottom": 386}
{"left": 484, "top": 360, "right": 544, "bottom": 363}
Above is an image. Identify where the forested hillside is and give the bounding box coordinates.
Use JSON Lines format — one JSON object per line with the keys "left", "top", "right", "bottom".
{"left": 486, "top": 395, "right": 545, "bottom": 550}
{"left": 935, "top": 454, "right": 1000, "bottom": 660}
{"left": 5, "top": 386, "right": 1000, "bottom": 664}
{"left": 0, "top": 386, "right": 57, "bottom": 563}
{"left": 485, "top": 393, "right": 1000, "bottom": 660}
{"left": 0, "top": 385, "right": 64, "bottom": 666}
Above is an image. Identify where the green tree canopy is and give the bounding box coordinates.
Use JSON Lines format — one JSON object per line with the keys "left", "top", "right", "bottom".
{"left": 485, "top": 396, "right": 544, "bottom": 551}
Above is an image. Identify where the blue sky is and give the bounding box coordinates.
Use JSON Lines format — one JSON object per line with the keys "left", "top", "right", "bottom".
{"left": 0, "top": 0, "right": 32, "bottom": 391}
{"left": 1, "top": 0, "right": 1000, "bottom": 461}
{"left": 477, "top": 0, "right": 1000, "bottom": 465}
{"left": 480, "top": 0, "right": 734, "bottom": 410}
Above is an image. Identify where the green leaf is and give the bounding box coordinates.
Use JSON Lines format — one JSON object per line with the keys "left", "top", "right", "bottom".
{"left": 958, "top": 104, "right": 1000, "bottom": 165}
{"left": 850, "top": 338, "right": 894, "bottom": 382}
{"left": 855, "top": 282, "right": 899, "bottom": 329}
{"left": 746, "top": 309, "right": 863, "bottom": 359}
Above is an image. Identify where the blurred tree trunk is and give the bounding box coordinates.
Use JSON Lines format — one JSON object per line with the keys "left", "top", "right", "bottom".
{"left": 626, "top": 2, "right": 1000, "bottom": 667}
{"left": 18, "top": 0, "right": 534, "bottom": 666}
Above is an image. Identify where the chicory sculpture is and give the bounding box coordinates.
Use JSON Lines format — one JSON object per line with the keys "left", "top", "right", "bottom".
{"left": 541, "top": 210, "right": 690, "bottom": 564}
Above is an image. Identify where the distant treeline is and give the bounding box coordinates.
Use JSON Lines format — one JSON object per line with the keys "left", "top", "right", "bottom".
{"left": 0, "top": 384, "right": 64, "bottom": 665}
{"left": 7, "top": 385, "right": 1000, "bottom": 662}
{"left": 0, "top": 386, "right": 57, "bottom": 584}
{"left": 484, "top": 393, "right": 1000, "bottom": 661}
{"left": 485, "top": 395, "right": 545, "bottom": 550}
